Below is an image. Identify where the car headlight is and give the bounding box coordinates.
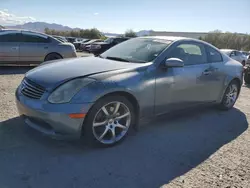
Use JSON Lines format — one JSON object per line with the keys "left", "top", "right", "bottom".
{"left": 48, "top": 78, "right": 95, "bottom": 104}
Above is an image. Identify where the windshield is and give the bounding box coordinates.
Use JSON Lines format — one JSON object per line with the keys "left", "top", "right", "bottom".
{"left": 104, "top": 38, "right": 114, "bottom": 44}
{"left": 101, "top": 38, "right": 172, "bottom": 63}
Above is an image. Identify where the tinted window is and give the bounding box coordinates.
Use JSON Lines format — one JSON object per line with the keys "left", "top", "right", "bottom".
{"left": 114, "top": 38, "right": 128, "bottom": 43}
{"left": 230, "top": 51, "right": 236, "bottom": 57}
{"left": 168, "top": 43, "right": 207, "bottom": 65}
{"left": 104, "top": 38, "right": 114, "bottom": 44}
{"left": 21, "top": 33, "right": 50, "bottom": 43}
{"left": 235, "top": 51, "right": 242, "bottom": 56}
{"left": 206, "top": 46, "right": 223, "bottom": 62}
{"left": 0, "top": 33, "right": 20, "bottom": 42}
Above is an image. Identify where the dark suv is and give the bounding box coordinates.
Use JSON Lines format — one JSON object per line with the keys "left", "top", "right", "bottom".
{"left": 89, "top": 37, "right": 130, "bottom": 55}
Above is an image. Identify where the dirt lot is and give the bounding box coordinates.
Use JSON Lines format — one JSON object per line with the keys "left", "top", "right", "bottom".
{"left": 0, "top": 67, "right": 249, "bottom": 188}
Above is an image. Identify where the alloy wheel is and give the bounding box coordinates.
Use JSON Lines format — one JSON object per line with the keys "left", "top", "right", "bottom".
{"left": 92, "top": 101, "right": 131, "bottom": 144}
{"left": 224, "top": 84, "right": 238, "bottom": 107}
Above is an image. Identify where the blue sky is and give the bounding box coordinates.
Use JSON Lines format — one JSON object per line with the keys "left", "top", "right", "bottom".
{"left": 0, "top": 0, "right": 249, "bottom": 33}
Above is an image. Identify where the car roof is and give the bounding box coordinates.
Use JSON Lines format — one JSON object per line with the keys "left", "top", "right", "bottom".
{"left": 139, "top": 35, "right": 216, "bottom": 45}
{"left": 0, "top": 29, "right": 49, "bottom": 36}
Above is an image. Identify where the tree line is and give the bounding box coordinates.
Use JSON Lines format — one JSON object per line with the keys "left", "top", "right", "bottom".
{"left": 44, "top": 28, "right": 138, "bottom": 39}
{"left": 44, "top": 28, "right": 105, "bottom": 39}
{"left": 44, "top": 28, "right": 137, "bottom": 39}
{"left": 199, "top": 30, "right": 250, "bottom": 51}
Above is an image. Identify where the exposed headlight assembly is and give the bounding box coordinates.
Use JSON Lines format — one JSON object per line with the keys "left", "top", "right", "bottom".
{"left": 48, "top": 78, "right": 95, "bottom": 103}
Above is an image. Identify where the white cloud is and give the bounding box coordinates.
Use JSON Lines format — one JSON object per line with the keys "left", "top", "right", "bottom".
{"left": 94, "top": 12, "right": 99, "bottom": 16}
{"left": 0, "top": 9, "right": 36, "bottom": 26}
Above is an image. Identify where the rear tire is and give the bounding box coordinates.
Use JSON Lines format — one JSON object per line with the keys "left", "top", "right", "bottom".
{"left": 83, "top": 95, "right": 135, "bottom": 147}
{"left": 44, "top": 53, "right": 62, "bottom": 62}
{"left": 219, "top": 80, "right": 239, "bottom": 110}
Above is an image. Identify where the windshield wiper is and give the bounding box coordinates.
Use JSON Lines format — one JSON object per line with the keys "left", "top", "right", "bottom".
{"left": 129, "top": 59, "right": 147, "bottom": 63}
{"left": 105, "top": 56, "right": 130, "bottom": 62}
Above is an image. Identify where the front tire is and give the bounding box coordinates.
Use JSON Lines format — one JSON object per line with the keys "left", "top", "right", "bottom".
{"left": 219, "top": 80, "right": 239, "bottom": 110}
{"left": 44, "top": 53, "right": 62, "bottom": 62}
{"left": 83, "top": 95, "right": 135, "bottom": 147}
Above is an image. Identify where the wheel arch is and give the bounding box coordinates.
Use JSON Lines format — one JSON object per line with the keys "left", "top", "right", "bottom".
{"left": 231, "top": 77, "right": 241, "bottom": 88}
{"left": 44, "top": 52, "right": 63, "bottom": 61}
{"left": 219, "top": 76, "right": 242, "bottom": 103}
{"left": 83, "top": 90, "right": 140, "bottom": 133}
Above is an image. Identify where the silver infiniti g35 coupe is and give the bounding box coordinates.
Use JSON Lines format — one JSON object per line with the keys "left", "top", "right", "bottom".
{"left": 16, "top": 36, "right": 243, "bottom": 146}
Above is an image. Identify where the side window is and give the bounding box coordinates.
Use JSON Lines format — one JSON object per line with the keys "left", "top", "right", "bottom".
{"left": 0, "top": 33, "right": 20, "bottom": 42}
{"left": 206, "top": 46, "right": 223, "bottom": 62}
{"left": 119, "top": 38, "right": 128, "bottom": 43}
{"left": 113, "top": 38, "right": 120, "bottom": 44}
{"left": 230, "top": 51, "right": 236, "bottom": 57}
{"left": 235, "top": 51, "right": 242, "bottom": 56}
{"left": 168, "top": 42, "right": 207, "bottom": 65}
{"left": 21, "top": 33, "right": 50, "bottom": 43}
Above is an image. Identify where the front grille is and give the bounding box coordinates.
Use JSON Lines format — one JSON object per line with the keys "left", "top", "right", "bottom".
{"left": 21, "top": 79, "right": 45, "bottom": 99}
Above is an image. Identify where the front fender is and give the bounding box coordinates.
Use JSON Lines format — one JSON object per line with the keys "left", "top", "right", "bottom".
{"left": 71, "top": 68, "right": 156, "bottom": 118}
{"left": 72, "top": 80, "right": 138, "bottom": 103}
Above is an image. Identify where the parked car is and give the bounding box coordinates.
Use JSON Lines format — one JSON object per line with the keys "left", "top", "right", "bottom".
{"left": 66, "top": 37, "right": 77, "bottom": 44}
{"left": 240, "top": 51, "right": 250, "bottom": 58}
{"left": 51, "top": 35, "right": 68, "bottom": 43}
{"left": 89, "top": 37, "right": 130, "bottom": 55}
{"left": 240, "top": 51, "right": 250, "bottom": 65}
{"left": 16, "top": 36, "right": 243, "bottom": 147}
{"left": 220, "top": 49, "right": 247, "bottom": 66}
{"left": 80, "top": 39, "right": 103, "bottom": 52}
{"left": 0, "top": 29, "right": 77, "bottom": 65}
{"left": 73, "top": 39, "right": 90, "bottom": 50}
{"left": 247, "top": 55, "right": 250, "bottom": 65}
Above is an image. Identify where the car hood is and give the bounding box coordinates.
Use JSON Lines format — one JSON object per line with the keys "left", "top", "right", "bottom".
{"left": 25, "top": 57, "right": 145, "bottom": 90}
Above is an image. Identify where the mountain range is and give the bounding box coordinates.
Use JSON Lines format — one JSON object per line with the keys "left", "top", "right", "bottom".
{"left": 5, "top": 22, "right": 153, "bottom": 36}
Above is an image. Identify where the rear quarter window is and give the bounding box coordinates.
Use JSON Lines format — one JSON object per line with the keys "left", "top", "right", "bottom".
{"left": 206, "top": 46, "right": 223, "bottom": 63}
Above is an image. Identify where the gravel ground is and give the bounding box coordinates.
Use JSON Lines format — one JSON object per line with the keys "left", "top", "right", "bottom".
{"left": 0, "top": 67, "right": 249, "bottom": 188}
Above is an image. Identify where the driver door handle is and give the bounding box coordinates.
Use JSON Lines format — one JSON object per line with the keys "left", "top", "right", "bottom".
{"left": 202, "top": 70, "right": 212, "bottom": 75}
{"left": 11, "top": 47, "right": 19, "bottom": 50}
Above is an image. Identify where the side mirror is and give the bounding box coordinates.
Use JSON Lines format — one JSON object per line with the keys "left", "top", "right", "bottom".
{"left": 164, "top": 58, "right": 184, "bottom": 67}
{"left": 230, "top": 53, "right": 235, "bottom": 57}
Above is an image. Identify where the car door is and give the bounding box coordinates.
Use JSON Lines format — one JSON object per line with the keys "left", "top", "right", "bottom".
{"left": 155, "top": 41, "right": 212, "bottom": 114}
{"left": 0, "top": 31, "right": 20, "bottom": 64}
{"left": 19, "top": 31, "right": 51, "bottom": 64}
{"left": 204, "top": 45, "right": 226, "bottom": 101}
